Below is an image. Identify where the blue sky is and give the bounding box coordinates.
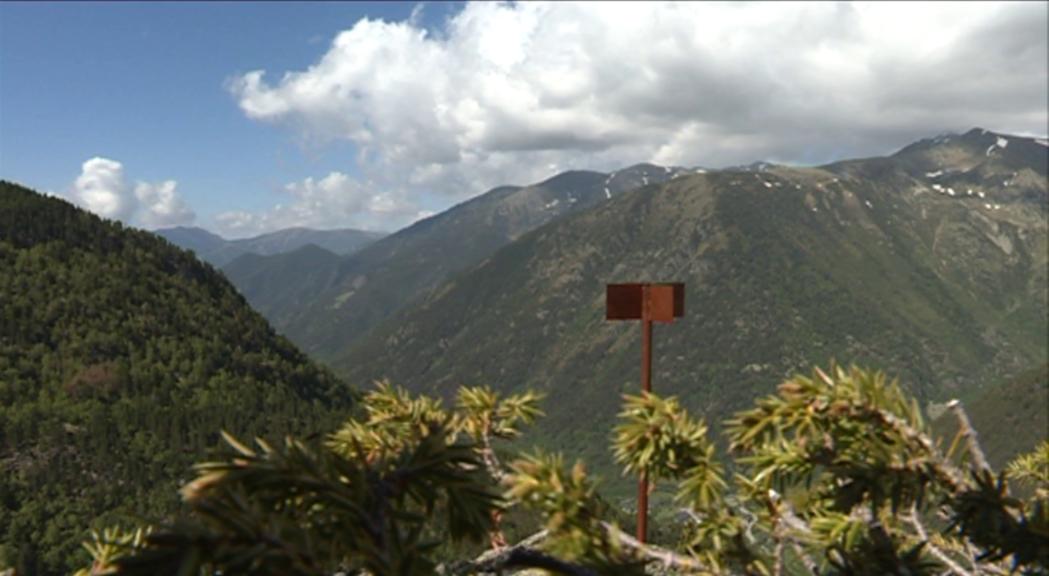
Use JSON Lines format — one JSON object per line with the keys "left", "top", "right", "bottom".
{"left": 1, "top": 2, "right": 456, "bottom": 230}
{"left": 1, "top": 2, "right": 1045, "bottom": 237}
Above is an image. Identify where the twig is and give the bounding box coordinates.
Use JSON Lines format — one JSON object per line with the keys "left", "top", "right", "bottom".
{"left": 772, "top": 537, "right": 784, "bottom": 576}
{"left": 601, "top": 522, "right": 708, "bottom": 571}
{"left": 946, "top": 400, "right": 992, "bottom": 475}
{"left": 438, "top": 530, "right": 551, "bottom": 575}
{"left": 865, "top": 406, "right": 969, "bottom": 493}
{"left": 478, "top": 428, "right": 508, "bottom": 549}
{"left": 441, "top": 546, "right": 599, "bottom": 576}
{"left": 774, "top": 499, "right": 819, "bottom": 574}
{"left": 909, "top": 505, "right": 972, "bottom": 576}
{"left": 479, "top": 430, "right": 507, "bottom": 482}
{"left": 442, "top": 520, "right": 710, "bottom": 574}
{"left": 790, "top": 541, "right": 819, "bottom": 574}
{"left": 962, "top": 540, "right": 1009, "bottom": 576}
{"left": 679, "top": 507, "right": 704, "bottom": 526}
{"left": 737, "top": 504, "right": 760, "bottom": 544}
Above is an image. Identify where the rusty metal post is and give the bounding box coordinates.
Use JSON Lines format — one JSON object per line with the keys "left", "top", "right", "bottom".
{"left": 606, "top": 282, "right": 684, "bottom": 546}
{"left": 641, "top": 317, "right": 653, "bottom": 394}
{"left": 638, "top": 285, "right": 653, "bottom": 542}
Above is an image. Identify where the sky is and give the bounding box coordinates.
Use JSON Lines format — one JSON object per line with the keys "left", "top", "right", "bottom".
{"left": 1, "top": 1, "right": 1046, "bottom": 238}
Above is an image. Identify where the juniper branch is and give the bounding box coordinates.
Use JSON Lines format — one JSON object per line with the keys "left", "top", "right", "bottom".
{"left": 600, "top": 522, "right": 709, "bottom": 572}
{"left": 439, "top": 530, "right": 603, "bottom": 576}
{"left": 947, "top": 400, "right": 991, "bottom": 475}
{"left": 909, "top": 504, "right": 973, "bottom": 576}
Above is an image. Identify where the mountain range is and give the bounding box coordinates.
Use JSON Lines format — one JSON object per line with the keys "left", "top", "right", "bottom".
{"left": 223, "top": 163, "right": 697, "bottom": 360}
{"left": 1, "top": 128, "right": 1045, "bottom": 571}
{"left": 155, "top": 225, "right": 385, "bottom": 267}
{"left": 326, "top": 128, "right": 1045, "bottom": 476}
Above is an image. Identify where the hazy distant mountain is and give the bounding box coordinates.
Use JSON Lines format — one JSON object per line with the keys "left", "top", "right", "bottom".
{"left": 227, "top": 163, "right": 693, "bottom": 360}
{"left": 155, "top": 225, "right": 385, "bottom": 267}
{"left": 334, "top": 129, "right": 1047, "bottom": 476}
{"left": 235, "top": 227, "right": 387, "bottom": 257}
{"left": 0, "top": 182, "right": 351, "bottom": 574}
{"left": 222, "top": 243, "right": 343, "bottom": 329}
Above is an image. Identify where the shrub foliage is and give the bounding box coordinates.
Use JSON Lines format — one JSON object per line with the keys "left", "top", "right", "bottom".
{"left": 76, "top": 365, "right": 1048, "bottom": 575}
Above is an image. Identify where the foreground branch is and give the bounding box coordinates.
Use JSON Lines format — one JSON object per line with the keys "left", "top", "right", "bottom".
{"left": 438, "top": 530, "right": 561, "bottom": 575}
{"left": 909, "top": 505, "right": 973, "bottom": 576}
{"left": 601, "top": 522, "right": 708, "bottom": 572}
{"left": 947, "top": 400, "right": 991, "bottom": 474}
{"left": 440, "top": 522, "right": 711, "bottom": 576}
{"left": 442, "top": 547, "right": 600, "bottom": 576}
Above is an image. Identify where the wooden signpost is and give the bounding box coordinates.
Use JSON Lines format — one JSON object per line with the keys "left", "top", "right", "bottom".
{"left": 606, "top": 282, "right": 685, "bottom": 543}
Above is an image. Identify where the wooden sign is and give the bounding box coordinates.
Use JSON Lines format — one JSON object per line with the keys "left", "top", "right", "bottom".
{"left": 606, "top": 282, "right": 684, "bottom": 322}
{"left": 604, "top": 281, "right": 685, "bottom": 544}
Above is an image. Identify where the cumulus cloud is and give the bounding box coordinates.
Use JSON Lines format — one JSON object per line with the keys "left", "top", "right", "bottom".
{"left": 134, "top": 180, "right": 196, "bottom": 228}
{"left": 71, "top": 157, "right": 196, "bottom": 228}
{"left": 215, "top": 171, "right": 427, "bottom": 236}
{"left": 74, "top": 158, "right": 134, "bottom": 221}
{"left": 225, "top": 1, "right": 1047, "bottom": 233}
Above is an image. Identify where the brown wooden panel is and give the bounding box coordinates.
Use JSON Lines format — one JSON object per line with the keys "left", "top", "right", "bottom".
{"left": 606, "top": 283, "right": 643, "bottom": 319}
{"left": 646, "top": 284, "right": 676, "bottom": 322}
{"left": 671, "top": 282, "right": 685, "bottom": 317}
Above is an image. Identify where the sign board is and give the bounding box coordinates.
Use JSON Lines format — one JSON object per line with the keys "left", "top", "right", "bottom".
{"left": 606, "top": 283, "right": 644, "bottom": 320}
{"left": 606, "top": 283, "right": 684, "bottom": 322}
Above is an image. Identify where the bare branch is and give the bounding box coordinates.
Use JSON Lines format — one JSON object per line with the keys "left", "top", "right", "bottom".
{"left": 774, "top": 498, "right": 819, "bottom": 574}
{"left": 946, "top": 400, "right": 992, "bottom": 475}
{"left": 439, "top": 524, "right": 709, "bottom": 576}
{"left": 601, "top": 522, "right": 708, "bottom": 572}
{"left": 477, "top": 429, "right": 509, "bottom": 549}
{"left": 440, "top": 546, "right": 599, "bottom": 576}
{"left": 869, "top": 406, "right": 969, "bottom": 493}
{"left": 438, "top": 530, "right": 553, "bottom": 575}
{"left": 909, "top": 505, "right": 973, "bottom": 576}
{"left": 772, "top": 538, "right": 784, "bottom": 576}
{"left": 479, "top": 430, "right": 507, "bottom": 482}
{"left": 790, "top": 541, "right": 819, "bottom": 575}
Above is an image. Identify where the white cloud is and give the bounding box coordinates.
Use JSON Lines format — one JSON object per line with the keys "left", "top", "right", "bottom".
{"left": 226, "top": 1, "right": 1047, "bottom": 233}
{"left": 74, "top": 157, "right": 133, "bottom": 221}
{"left": 135, "top": 180, "right": 196, "bottom": 228}
{"left": 214, "top": 171, "right": 426, "bottom": 236}
{"left": 71, "top": 157, "right": 195, "bottom": 228}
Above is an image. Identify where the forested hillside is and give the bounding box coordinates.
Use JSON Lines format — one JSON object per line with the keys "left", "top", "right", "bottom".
{"left": 221, "top": 244, "right": 343, "bottom": 329}
{"left": 0, "top": 182, "right": 354, "bottom": 574}
{"left": 337, "top": 129, "right": 1048, "bottom": 479}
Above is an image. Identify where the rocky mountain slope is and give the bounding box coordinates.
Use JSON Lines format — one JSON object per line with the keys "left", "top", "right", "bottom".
{"left": 334, "top": 129, "right": 1048, "bottom": 476}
